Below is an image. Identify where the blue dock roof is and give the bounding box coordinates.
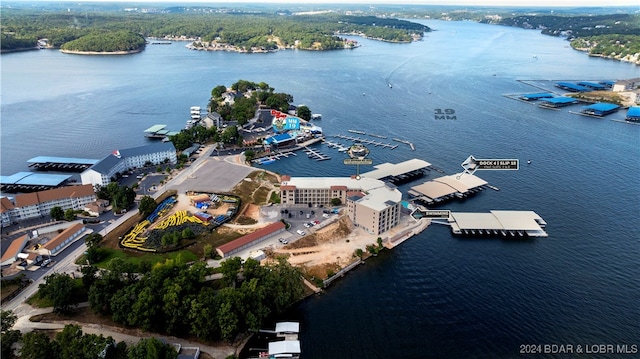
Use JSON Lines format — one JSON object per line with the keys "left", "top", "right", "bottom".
{"left": 521, "top": 93, "right": 554, "bottom": 100}
{"left": 583, "top": 103, "right": 620, "bottom": 112}
{"left": 542, "top": 97, "right": 578, "bottom": 104}
{"left": 555, "top": 82, "right": 592, "bottom": 92}
{"left": 626, "top": 106, "right": 640, "bottom": 119}
{"left": 0, "top": 172, "right": 71, "bottom": 186}
{"left": 577, "top": 81, "right": 607, "bottom": 90}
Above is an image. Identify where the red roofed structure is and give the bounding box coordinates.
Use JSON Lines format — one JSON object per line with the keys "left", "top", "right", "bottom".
{"left": 216, "top": 222, "right": 285, "bottom": 258}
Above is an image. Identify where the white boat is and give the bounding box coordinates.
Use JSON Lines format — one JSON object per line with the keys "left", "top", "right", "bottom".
{"left": 311, "top": 114, "right": 322, "bottom": 120}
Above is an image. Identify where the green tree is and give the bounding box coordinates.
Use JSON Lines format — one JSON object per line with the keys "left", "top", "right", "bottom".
{"left": 38, "top": 273, "right": 78, "bottom": 314}
{"left": 330, "top": 198, "right": 342, "bottom": 206}
{"left": 19, "top": 331, "right": 55, "bottom": 359}
{"left": 64, "top": 208, "right": 77, "bottom": 221}
{"left": 1, "top": 310, "right": 21, "bottom": 359}
{"left": 127, "top": 337, "right": 177, "bottom": 359}
{"left": 80, "top": 265, "right": 99, "bottom": 288}
{"left": 203, "top": 244, "right": 215, "bottom": 259}
{"left": 181, "top": 227, "right": 194, "bottom": 239}
{"left": 220, "top": 257, "right": 243, "bottom": 287}
{"left": 296, "top": 105, "right": 311, "bottom": 121}
{"left": 84, "top": 232, "right": 103, "bottom": 248}
{"left": 138, "top": 196, "right": 157, "bottom": 217}
{"left": 50, "top": 206, "right": 65, "bottom": 221}
{"left": 244, "top": 149, "right": 256, "bottom": 162}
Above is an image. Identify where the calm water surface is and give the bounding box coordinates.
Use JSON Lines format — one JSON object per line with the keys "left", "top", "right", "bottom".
{"left": 2, "top": 20, "right": 639, "bottom": 358}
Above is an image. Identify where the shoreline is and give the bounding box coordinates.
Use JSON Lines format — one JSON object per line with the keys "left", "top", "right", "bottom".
{"left": 59, "top": 48, "right": 144, "bottom": 56}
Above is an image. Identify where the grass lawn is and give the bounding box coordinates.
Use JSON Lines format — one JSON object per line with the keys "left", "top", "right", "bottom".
{"left": 92, "top": 248, "right": 199, "bottom": 269}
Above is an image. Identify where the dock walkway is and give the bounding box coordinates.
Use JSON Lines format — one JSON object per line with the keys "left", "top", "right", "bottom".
{"left": 332, "top": 134, "right": 398, "bottom": 149}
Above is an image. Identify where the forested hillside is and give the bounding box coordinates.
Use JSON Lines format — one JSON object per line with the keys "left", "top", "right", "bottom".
{"left": 60, "top": 30, "right": 146, "bottom": 52}
{"left": 0, "top": 9, "right": 429, "bottom": 53}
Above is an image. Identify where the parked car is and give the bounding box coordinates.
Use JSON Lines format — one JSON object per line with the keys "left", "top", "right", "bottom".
{"left": 278, "top": 238, "right": 288, "bottom": 244}
{"left": 41, "top": 259, "right": 51, "bottom": 267}
{"left": 322, "top": 213, "right": 331, "bottom": 218}
{"left": 296, "top": 230, "right": 306, "bottom": 236}
{"left": 313, "top": 220, "right": 320, "bottom": 225}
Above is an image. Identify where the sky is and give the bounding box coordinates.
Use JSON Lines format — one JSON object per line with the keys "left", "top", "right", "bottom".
{"left": 11, "top": 0, "right": 640, "bottom": 6}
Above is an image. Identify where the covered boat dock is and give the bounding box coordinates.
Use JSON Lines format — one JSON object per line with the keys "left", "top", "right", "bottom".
{"left": 626, "top": 106, "right": 640, "bottom": 122}
{"left": 539, "top": 97, "right": 579, "bottom": 108}
{"left": 555, "top": 82, "right": 592, "bottom": 92}
{"left": 577, "top": 81, "right": 608, "bottom": 90}
{"left": 580, "top": 103, "right": 620, "bottom": 117}
{"left": 27, "top": 156, "right": 98, "bottom": 172}
{"left": 0, "top": 172, "right": 72, "bottom": 193}
{"left": 449, "top": 210, "right": 548, "bottom": 238}
{"left": 520, "top": 93, "right": 554, "bottom": 101}
{"left": 360, "top": 158, "right": 431, "bottom": 184}
{"left": 409, "top": 172, "right": 488, "bottom": 205}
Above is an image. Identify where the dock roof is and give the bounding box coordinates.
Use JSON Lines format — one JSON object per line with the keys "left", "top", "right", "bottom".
{"left": 434, "top": 173, "right": 487, "bottom": 193}
{"left": 521, "top": 93, "right": 554, "bottom": 100}
{"left": 27, "top": 156, "right": 99, "bottom": 165}
{"left": 541, "top": 97, "right": 578, "bottom": 105}
{"left": 555, "top": 82, "right": 591, "bottom": 92}
{"left": 410, "top": 180, "right": 457, "bottom": 200}
{"left": 361, "top": 159, "right": 431, "bottom": 180}
{"left": 144, "top": 124, "right": 167, "bottom": 133}
{"left": 0, "top": 172, "right": 71, "bottom": 187}
{"left": 268, "top": 340, "right": 301, "bottom": 356}
{"left": 275, "top": 322, "right": 300, "bottom": 334}
{"left": 449, "top": 210, "right": 548, "bottom": 237}
{"left": 626, "top": 106, "right": 640, "bottom": 119}
{"left": 582, "top": 103, "right": 620, "bottom": 112}
{"left": 577, "top": 81, "right": 607, "bottom": 90}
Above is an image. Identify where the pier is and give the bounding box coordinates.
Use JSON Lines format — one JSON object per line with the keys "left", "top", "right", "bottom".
{"left": 392, "top": 138, "right": 415, "bottom": 150}
{"left": 332, "top": 134, "right": 398, "bottom": 149}
{"left": 322, "top": 140, "right": 348, "bottom": 152}
{"left": 303, "top": 146, "right": 331, "bottom": 161}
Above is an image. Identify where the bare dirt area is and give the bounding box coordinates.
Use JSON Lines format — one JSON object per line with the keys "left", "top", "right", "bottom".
{"left": 273, "top": 216, "right": 379, "bottom": 277}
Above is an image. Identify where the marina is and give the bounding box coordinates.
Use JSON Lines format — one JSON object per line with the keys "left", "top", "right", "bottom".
{"left": 303, "top": 146, "right": 331, "bottom": 161}
{"left": 332, "top": 134, "right": 398, "bottom": 149}
{"left": 408, "top": 172, "right": 489, "bottom": 206}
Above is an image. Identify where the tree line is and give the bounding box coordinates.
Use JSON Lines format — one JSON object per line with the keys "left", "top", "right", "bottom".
{"left": 1, "top": 9, "right": 429, "bottom": 52}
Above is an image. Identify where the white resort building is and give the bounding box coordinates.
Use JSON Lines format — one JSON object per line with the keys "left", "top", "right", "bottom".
{"left": 81, "top": 142, "right": 177, "bottom": 187}
{"left": 280, "top": 175, "right": 402, "bottom": 235}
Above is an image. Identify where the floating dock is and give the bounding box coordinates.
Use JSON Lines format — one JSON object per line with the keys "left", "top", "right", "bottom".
{"left": 333, "top": 134, "right": 398, "bottom": 149}
{"left": 360, "top": 159, "right": 431, "bottom": 184}
{"left": 392, "top": 138, "right": 415, "bottom": 150}
{"left": 409, "top": 172, "right": 489, "bottom": 205}
{"left": 303, "top": 146, "right": 330, "bottom": 161}
{"left": 449, "top": 210, "right": 548, "bottom": 238}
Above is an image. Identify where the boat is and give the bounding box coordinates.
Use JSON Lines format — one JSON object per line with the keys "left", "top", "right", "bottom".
{"left": 311, "top": 114, "right": 322, "bottom": 120}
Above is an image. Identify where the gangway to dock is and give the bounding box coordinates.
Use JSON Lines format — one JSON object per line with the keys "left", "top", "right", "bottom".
{"left": 332, "top": 134, "right": 398, "bottom": 149}
{"left": 392, "top": 138, "right": 415, "bottom": 150}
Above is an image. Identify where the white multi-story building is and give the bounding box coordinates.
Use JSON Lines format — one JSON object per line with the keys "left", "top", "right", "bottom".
{"left": 1, "top": 184, "right": 96, "bottom": 223}
{"left": 279, "top": 176, "right": 402, "bottom": 235}
{"left": 81, "top": 142, "right": 177, "bottom": 187}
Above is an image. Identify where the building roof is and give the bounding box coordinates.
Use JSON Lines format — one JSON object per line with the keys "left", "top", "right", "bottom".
{"left": 0, "top": 197, "right": 15, "bottom": 213}
{"left": 360, "top": 159, "right": 431, "bottom": 180}
{"left": 89, "top": 153, "right": 124, "bottom": 175}
{"left": 354, "top": 186, "right": 401, "bottom": 211}
{"left": 281, "top": 177, "right": 387, "bottom": 192}
{"left": 119, "top": 142, "right": 176, "bottom": 158}
{"left": 216, "top": 222, "right": 285, "bottom": 255}
{"left": 43, "top": 223, "right": 85, "bottom": 250}
{"left": 14, "top": 184, "right": 95, "bottom": 207}
{"left": 1, "top": 234, "right": 29, "bottom": 264}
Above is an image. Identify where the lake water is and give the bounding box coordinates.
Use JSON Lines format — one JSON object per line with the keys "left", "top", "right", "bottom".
{"left": 2, "top": 19, "right": 639, "bottom": 358}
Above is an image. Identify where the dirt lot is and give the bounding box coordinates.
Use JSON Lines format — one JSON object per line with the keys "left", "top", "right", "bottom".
{"left": 272, "top": 216, "right": 380, "bottom": 279}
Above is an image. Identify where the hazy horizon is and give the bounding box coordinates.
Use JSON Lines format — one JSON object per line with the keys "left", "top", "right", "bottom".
{"left": 5, "top": 0, "right": 640, "bottom": 7}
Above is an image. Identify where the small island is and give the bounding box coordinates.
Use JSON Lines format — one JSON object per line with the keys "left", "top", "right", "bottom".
{"left": 59, "top": 30, "right": 146, "bottom": 55}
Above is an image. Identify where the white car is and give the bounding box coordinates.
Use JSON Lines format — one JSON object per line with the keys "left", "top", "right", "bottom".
{"left": 322, "top": 213, "right": 330, "bottom": 218}
{"left": 278, "top": 238, "right": 288, "bottom": 244}
{"left": 296, "top": 230, "right": 306, "bottom": 236}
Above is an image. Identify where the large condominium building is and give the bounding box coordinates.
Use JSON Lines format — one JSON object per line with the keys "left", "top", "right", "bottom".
{"left": 279, "top": 176, "right": 402, "bottom": 236}
{"left": 81, "top": 142, "right": 177, "bottom": 187}
{"left": 0, "top": 184, "right": 96, "bottom": 225}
